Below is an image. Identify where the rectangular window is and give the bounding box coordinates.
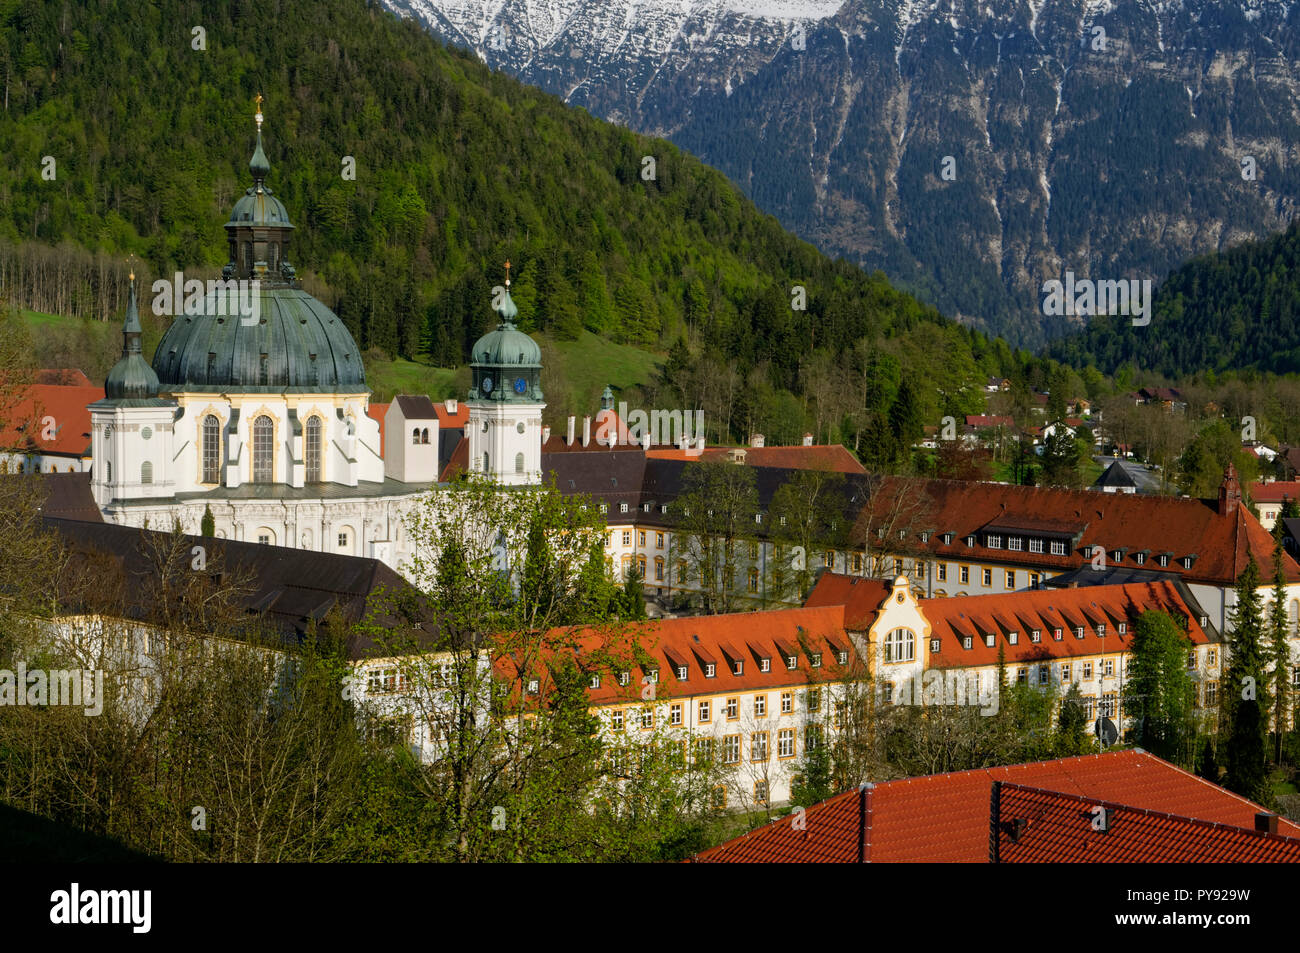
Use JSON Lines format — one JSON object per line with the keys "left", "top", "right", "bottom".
{"left": 725, "top": 697, "right": 739, "bottom": 720}
{"left": 618, "top": 671, "right": 630, "bottom": 686}
{"left": 698, "top": 700, "right": 710, "bottom": 722}
{"left": 982, "top": 568, "right": 992, "bottom": 587}
{"left": 1050, "top": 540, "right": 1066, "bottom": 556}
{"left": 805, "top": 724, "right": 823, "bottom": 751}
{"left": 1206, "top": 681, "right": 1219, "bottom": 705}
{"left": 1016, "top": 667, "right": 1027, "bottom": 683}
{"left": 622, "top": 531, "right": 631, "bottom": 546}
{"left": 751, "top": 732, "right": 769, "bottom": 761}
{"left": 1096, "top": 624, "right": 1106, "bottom": 637}
{"left": 786, "top": 655, "right": 797, "bottom": 671}
{"left": 670, "top": 703, "right": 682, "bottom": 726}
{"left": 778, "top": 728, "right": 795, "bottom": 758}
{"left": 1005, "top": 570, "right": 1015, "bottom": 589}
{"left": 760, "top": 657, "right": 770, "bottom": 673}
{"left": 1038, "top": 666, "right": 1049, "bottom": 685}
{"left": 611, "top": 710, "right": 624, "bottom": 731}
{"left": 638, "top": 531, "right": 646, "bottom": 547}
{"left": 810, "top": 652, "right": 822, "bottom": 667}
{"left": 807, "top": 688, "right": 821, "bottom": 712}
{"left": 1061, "top": 662, "right": 1071, "bottom": 681}
{"left": 723, "top": 735, "right": 740, "bottom": 764}
{"left": 1029, "top": 572, "right": 1041, "bottom": 588}
{"left": 959, "top": 565, "right": 970, "bottom": 585}
{"left": 1103, "top": 659, "right": 1114, "bottom": 677}
{"left": 705, "top": 663, "right": 716, "bottom": 678}
{"left": 1008, "top": 537, "right": 1023, "bottom": 551}
{"left": 338, "top": 532, "right": 348, "bottom": 548}
{"left": 931, "top": 638, "right": 941, "bottom": 653}
{"left": 823, "top": 551, "right": 834, "bottom": 569}
{"left": 1008, "top": 631, "right": 1018, "bottom": 645}
{"left": 641, "top": 709, "right": 654, "bottom": 730}
{"left": 1207, "top": 649, "right": 1216, "bottom": 666}
{"left": 1083, "top": 662, "right": 1093, "bottom": 679}
{"left": 1187, "top": 651, "right": 1198, "bottom": 670}
{"left": 1029, "top": 538, "right": 1044, "bottom": 554}
{"left": 695, "top": 738, "right": 714, "bottom": 767}
{"left": 781, "top": 691, "right": 793, "bottom": 714}
{"left": 656, "top": 532, "right": 664, "bottom": 548}
{"left": 937, "top": 563, "right": 948, "bottom": 582}
{"left": 590, "top": 674, "right": 601, "bottom": 689}
{"left": 754, "top": 780, "right": 769, "bottom": 806}
{"left": 754, "top": 695, "right": 766, "bottom": 718}
{"left": 987, "top": 535, "right": 1001, "bottom": 549}
{"left": 676, "top": 665, "right": 688, "bottom": 681}
{"left": 1031, "top": 629, "right": 1041, "bottom": 643}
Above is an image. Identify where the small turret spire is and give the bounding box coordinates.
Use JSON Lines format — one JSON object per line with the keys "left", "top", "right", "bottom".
{"left": 250, "top": 94, "right": 270, "bottom": 188}
{"left": 494, "top": 259, "right": 519, "bottom": 324}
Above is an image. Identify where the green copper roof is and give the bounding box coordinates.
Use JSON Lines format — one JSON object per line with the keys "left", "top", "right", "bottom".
{"left": 151, "top": 287, "right": 366, "bottom": 392}
{"left": 104, "top": 279, "right": 162, "bottom": 400}
{"left": 470, "top": 287, "right": 540, "bottom": 367}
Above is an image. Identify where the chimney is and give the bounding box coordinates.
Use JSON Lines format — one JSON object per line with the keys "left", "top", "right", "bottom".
{"left": 444, "top": 398, "right": 457, "bottom": 414}
{"left": 566, "top": 415, "right": 575, "bottom": 446}
{"left": 1255, "top": 812, "right": 1279, "bottom": 834}
{"left": 750, "top": 433, "right": 765, "bottom": 448}
{"left": 542, "top": 425, "right": 551, "bottom": 444}
{"left": 803, "top": 432, "right": 814, "bottom": 447}
{"left": 582, "top": 416, "right": 591, "bottom": 447}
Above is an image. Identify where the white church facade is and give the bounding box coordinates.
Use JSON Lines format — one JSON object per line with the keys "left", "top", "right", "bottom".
{"left": 88, "top": 105, "right": 543, "bottom": 573}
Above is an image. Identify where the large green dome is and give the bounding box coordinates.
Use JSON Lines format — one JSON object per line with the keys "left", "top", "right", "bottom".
{"left": 151, "top": 288, "right": 366, "bottom": 392}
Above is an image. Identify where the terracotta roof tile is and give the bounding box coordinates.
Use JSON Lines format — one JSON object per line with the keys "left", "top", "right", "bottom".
{"left": 691, "top": 750, "right": 1300, "bottom": 863}
{"left": 0, "top": 384, "right": 103, "bottom": 458}
{"left": 993, "top": 783, "right": 1300, "bottom": 862}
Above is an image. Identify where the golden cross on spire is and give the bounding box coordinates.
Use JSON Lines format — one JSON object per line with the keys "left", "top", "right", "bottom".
{"left": 255, "top": 93, "right": 264, "bottom": 129}
{"left": 503, "top": 259, "right": 511, "bottom": 287}
{"left": 127, "top": 252, "right": 136, "bottom": 282}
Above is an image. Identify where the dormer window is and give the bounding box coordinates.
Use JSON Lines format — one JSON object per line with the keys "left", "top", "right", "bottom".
{"left": 1096, "top": 624, "right": 1106, "bottom": 637}
{"left": 1031, "top": 629, "right": 1041, "bottom": 643}
{"left": 760, "top": 657, "right": 770, "bottom": 672}
{"left": 1050, "top": 541, "right": 1066, "bottom": 555}
{"left": 620, "top": 503, "right": 629, "bottom": 513}
{"left": 1118, "top": 623, "right": 1127, "bottom": 634}
{"left": 987, "top": 535, "right": 1001, "bottom": 549}
{"left": 965, "top": 535, "right": 975, "bottom": 547}
{"left": 786, "top": 655, "right": 797, "bottom": 670}
{"left": 942, "top": 533, "right": 953, "bottom": 544}
{"left": 1008, "top": 631, "right": 1018, "bottom": 645}
{"left": 930, "top": 638, "right": 941, "bottom": 653}
{"left": 984, "top": 634, "right": 995, "bottom": 647}
{"left": 837, "top": 650, "right": 848, "bottom": 665}
{"left": 810, "top": 653, "right": 822, "bottom": 667}
{"left": 705, "top": 663, "right": 716, "bottom": 678}
{"left": 590, "top": 675, "right": 601, "bottom": 689}
{"left": 732, "top": 660, "right": 743, "bottom": 676}
{"left": 962, "top": 636, "right": 973, "bottom": 650}
{"left": 1053, "top": 628, "right": 1063, "bottom": 640}
{"left": 676, "top": 665, "right": 688, "bottom": 681}
{"left": 1135, "top": 552, "right": 1146, "bottom": 565}
{"left": 527, "top": 679, "right": 539, "bottom": 694}
{"left": 1158, "top": 554, "right": 1170, "bottom": 567}
{"left": 1075, "top": 626, "right": 1085, "bottom": 639}
{"left": 618, "top": 671, "right": 630, "bottom": 686}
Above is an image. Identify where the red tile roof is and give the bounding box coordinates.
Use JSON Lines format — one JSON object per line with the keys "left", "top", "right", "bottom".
{"left": 854, "top": 474, "right": 1299, "bottom": 586}
{"left": 433, "top": 400, "right": 469, "bottom": 429}
{"left": 965, "top": 415, "right": 1015, "bottom": 428}
{"left": 35, "top": 369, "right": 92, "bottom": 386}
{"left": 496, "top": 605, "right": 857, "bottom": 707}
{"left": 993, "top": 782, "right": 1300, "bottom": 862}
{"left": 439, "top": 434, "right": 468, "bottom": 482}
{"left": 1250, "top": 481, "right": 1300, "bottom": 504}
{"left": 922, "top": 581, "right": 1212, "bottom": 667}
{"left": 690, "top": 750, "right": 1300, "bottom": 862}
{"left": 804, "top": 573, "right": 892, "bottom": 630}
{"left": 0, "top": 384, "right": 103, "bottom": 457}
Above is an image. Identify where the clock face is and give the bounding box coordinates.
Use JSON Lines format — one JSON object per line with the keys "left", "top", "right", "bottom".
{"left": 513, "top": 377, "right": 528, "bottom": 395}
{"left": 481, "top": 376, "right": 494, "bottom": 394}
{"left": 141, "top": 426, "right": 152, "bottom": 440}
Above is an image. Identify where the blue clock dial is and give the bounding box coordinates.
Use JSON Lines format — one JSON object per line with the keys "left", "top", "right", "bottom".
{"left": 481, "top": 376, "right": 494, "bottom": 394}
{"left": 513, "top": 377, "right": 528, "bottom": 395}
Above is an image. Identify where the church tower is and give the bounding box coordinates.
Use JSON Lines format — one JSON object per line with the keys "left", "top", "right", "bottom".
{"left": 89, "top": 272, "right": 176, "bottom": 508}
{"left": 466, "top": 264, "right": 545, "bottom": 486}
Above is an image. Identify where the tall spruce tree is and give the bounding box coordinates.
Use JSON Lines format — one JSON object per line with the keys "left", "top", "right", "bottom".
{"left": 1222, "top": 556, "right": 1272, "bottom": 803}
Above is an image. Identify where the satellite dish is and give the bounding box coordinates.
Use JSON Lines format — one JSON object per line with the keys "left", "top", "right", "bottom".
{"left": 1094, "top": 717, "right": 1118, "bottom": 746}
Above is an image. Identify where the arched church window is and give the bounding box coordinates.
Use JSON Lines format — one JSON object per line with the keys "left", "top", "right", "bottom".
{"left": 412, "top": 428, "right": 420, "bottom": 445}
{"left": 106, "top": 460, "right": 111, "bottom": 482}
{"left": 141, "top": 461, "right": 152, "bottom": 484}
{"left": 421, "top": 428, "right": 429, "bottom": 445}
{"left": 253, "top": 415, "right": 273, "bottom": 483}
{"left": 482, "top": 453, "right": 489, "bottom": 473}
{"left": 202, "top": 415, "right": 221, "bottom": 483}
{"left": 306, "top": 416, "right": 322, "bottom": 483}
{"left": 515, "top": 453, "right": 524, "bottom": 474}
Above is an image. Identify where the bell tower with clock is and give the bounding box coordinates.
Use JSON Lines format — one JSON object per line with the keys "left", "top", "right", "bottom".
{"left": 466, "top": 263, "right": 545, "bottom": 486}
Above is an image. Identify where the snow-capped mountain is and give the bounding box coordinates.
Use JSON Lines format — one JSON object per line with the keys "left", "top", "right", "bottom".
{"left": 385, "top": 0, "right": 1300, "bottom": 345}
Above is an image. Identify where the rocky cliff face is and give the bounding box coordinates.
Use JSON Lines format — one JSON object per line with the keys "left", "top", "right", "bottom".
{"left": 385, "top": 0, "right": 1300, "bottom": 347}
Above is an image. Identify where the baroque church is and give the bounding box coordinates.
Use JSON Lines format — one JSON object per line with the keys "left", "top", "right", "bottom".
{"left": 89, "top": 103, "right": 545, "bottom": 572}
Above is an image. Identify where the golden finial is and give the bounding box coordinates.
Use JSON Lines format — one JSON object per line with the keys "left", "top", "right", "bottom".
{"left": 255, "top": 93, "right": 264, "bottom": 130}
{"left": 503, "top": 259, "right": 511, "bottom": 287}
{"left": 127, "top": 253, "right": 135, "bottom": 282}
